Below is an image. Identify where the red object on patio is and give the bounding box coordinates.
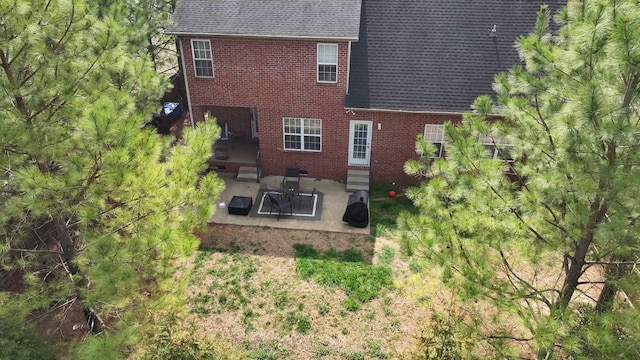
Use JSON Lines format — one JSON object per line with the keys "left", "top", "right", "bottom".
{"left": 388, "top": 191, "right": 396, "bottom": 198}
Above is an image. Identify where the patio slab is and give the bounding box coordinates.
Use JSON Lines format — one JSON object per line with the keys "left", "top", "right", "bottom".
{"left": 208, "top": 173, "right": 370, "bottom": 234}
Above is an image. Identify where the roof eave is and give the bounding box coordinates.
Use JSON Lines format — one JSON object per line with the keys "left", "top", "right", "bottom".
{"left": 344, "top": 106, "right": 465, "bottom": 116}
{"left": 344, "top": 106, "right": 502, "bottom": 117}
{"left": 164, "top": 30, "right": 358, "bottom": 41}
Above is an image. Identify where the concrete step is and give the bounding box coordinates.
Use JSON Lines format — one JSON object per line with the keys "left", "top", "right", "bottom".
{"left": 237, "top": 166, "right": 258, "bottom": 181}
{"left": 346, "top": 183, "right": 370, "bottom": 192}
{"left": 346, "top": 169, "right": 370, "bottom": 192}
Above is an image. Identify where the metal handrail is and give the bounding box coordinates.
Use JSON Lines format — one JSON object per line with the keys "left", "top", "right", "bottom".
{"left": 255, "top": 150, "right": 261, "bottom": 183}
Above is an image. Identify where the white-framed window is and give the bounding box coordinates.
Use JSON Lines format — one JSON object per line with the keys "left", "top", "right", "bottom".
{"left": 191, "top": 39, "right": 214, "bottom": 78}
{"left": 479, "top": 135, "right": 513, "bottom": 162}
{"left": 424, "top": 124, "right": 445, "bottom": 158}
{"left": 283, "top": 117, "right": 322, "bottom": 152}
{"left": 317, "top": 43, "right": 338, "bottom": 83}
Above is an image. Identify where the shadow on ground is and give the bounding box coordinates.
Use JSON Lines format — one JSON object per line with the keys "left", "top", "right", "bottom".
{"left": 195, "top": 223, "right": 376, "bottom": 263}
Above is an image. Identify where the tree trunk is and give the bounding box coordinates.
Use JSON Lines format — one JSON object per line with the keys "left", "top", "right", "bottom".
{"left": 148, "top": 36, "right": 157, "bottom": 72}
{"left": 54, "top": 218, "right": 106, "bottom": 334}
{"left": 537, "top": 196, "right": 608, "bottom": 359}
{"left": 595, "top": 256, "right": 629, "bottom": 312}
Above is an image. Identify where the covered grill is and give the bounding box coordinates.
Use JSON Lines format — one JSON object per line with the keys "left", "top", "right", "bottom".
{"left": 342, "top": 190, "right": 369, "bottom": 228}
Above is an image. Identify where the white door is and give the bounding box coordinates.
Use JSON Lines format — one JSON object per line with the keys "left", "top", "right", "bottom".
{"left": 348, "top": 120, "right": 372, "bottom": 166}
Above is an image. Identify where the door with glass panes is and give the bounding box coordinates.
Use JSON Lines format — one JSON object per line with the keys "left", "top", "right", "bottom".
{"left": 348, "top": 121, "right": 372, "bottom": 166}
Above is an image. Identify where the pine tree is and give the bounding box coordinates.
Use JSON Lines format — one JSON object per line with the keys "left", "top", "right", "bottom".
{"left": 402, "top": 2, "right": 640, "bottom": 358}
{"left": 96, "top": 0, "right": 180, "bottom": 73}
{"left": 0, "top": 0, "right": 223, "bottom": 356}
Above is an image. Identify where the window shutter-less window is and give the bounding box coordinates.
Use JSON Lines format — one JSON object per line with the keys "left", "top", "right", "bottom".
{"left": 317, "top": 44, "right": 338, "bottom": 83}
{"left": 283, "top": 118, "right": 322, "bottom": 151}
{"left": 192, "top": 40, "right": 214, "bottom": 78}
{"left": 424, "top": 124, "right": 444, "bottom": 158}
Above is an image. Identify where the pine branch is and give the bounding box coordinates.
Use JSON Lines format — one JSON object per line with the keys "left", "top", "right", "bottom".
{"left": 486, "top": 334, "right": 534, "bottom": 342}
{"left": 0, "top": 48, "right": 30, "bottom": 118}
{"left": 457, "top": 140, "right": 558, "bottom": 248}
{"left": 51, "top": 0, "right": 76, "bottom": 53}
{"left": 70, "top": 159, "right": 103, "bottom": 205}
{"left": 499, "top": 249, "right": 553, "bottom": 308}
{"left": 577, "top": 280, "right": 606, "bottom": 285}
{"left": 534, "top": 94, "right": 558, "bottom": 155}
{"left": 7, "top": 248, "right": 62, "bottom": 254}
{"left": 585, "top": 259, "right": 640, "bottom": 266}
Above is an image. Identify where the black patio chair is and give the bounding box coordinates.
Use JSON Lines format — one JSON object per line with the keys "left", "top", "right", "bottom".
{"left": 284, "top": 167, "right": 301, "bottom": 184}
{"left": 282, "top": 167, "right": 301, "bottom": 202}
{"left": 267, "top": 193, "right": 293, "bottom": 220}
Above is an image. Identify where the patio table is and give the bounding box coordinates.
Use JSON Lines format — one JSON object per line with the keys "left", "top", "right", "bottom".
{"left": 282, "top": 181, "right": 300, "bottom": 204}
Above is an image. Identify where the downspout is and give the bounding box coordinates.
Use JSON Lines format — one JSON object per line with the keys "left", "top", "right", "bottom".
{"left": 346, "top": 41, "right": 352, "bottom": 95}
{"left": 178, "top": 38, "right": 195, "bottom": 128}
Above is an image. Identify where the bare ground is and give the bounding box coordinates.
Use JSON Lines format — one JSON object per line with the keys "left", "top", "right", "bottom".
{"left": 186, "top": 224, "right": 609, "bottom": 360}
{"left": 16, "top": 222, "right": 607, "bottom": 358}
{"left": 186, "top": 224, "right": 436, "bottom": 359}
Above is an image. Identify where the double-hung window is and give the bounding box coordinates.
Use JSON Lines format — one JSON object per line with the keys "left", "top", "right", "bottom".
{"left": 283, "top": 117, "right": 322, "bottom": 152}
{"left": 424, "top": 124, "right": 445, "bottom": 158}
{"left": 479, "top": 135, "right": 513, "bottom": 162}
{"left": 192, "top": 39, "right": 214, "bottom": 78}
{"left": 317, "top": 44, "right": 338, "bottom": 83}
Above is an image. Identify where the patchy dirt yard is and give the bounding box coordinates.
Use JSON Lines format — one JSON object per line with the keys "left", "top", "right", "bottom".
{"left": 187, "top": 224, "right": 437, "bottom": 359}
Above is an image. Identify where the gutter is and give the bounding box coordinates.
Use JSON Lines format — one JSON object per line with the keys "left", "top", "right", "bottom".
{"left": 164, "top": 31, "right": 358, "bottom": 42}
{"left": 178, "top": 38, "right": 195, "bottom": 128}
{"left": 344, "top": 107, "right": 466, "bottom": 116}
{"left": 344, "top": 106, "right": 501, "bottom": 117}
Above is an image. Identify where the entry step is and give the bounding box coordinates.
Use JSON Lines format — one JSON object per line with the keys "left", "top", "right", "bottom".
{"left": 346, "top": 169, "right": 370, "bottom": 192}
{"left": 237, "top": 166, "right": 258, "bottom": 181}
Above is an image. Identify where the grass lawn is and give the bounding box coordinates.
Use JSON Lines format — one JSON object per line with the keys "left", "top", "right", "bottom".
{"left": 369, "top": 182, "right": 417, "bottom": 236}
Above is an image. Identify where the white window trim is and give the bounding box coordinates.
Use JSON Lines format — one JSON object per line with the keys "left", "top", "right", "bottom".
{"left": 282, "top": 117, "right": 322, "bottom": 152}
{"left": 424, "top": 124, "right": 445, "bottom": 158}
{"left": 479, "top": 135, "right": 513, "bottom": 161}
{"left": 317, "top": 43, "right": 338, "bottom": 83}
{"left": 191, "top": 39, "right": 214, "bottom": 78}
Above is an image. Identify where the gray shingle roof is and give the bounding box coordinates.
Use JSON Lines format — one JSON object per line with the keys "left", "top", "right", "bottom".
{"left": 166, "top": 0, "right": 361, "bottom": 40}
{"left": 345, "top": 0, "right": 565, "bottom": 113}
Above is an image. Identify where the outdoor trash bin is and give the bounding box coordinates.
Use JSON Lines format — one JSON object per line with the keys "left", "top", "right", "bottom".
{"left": 342, "top": 190, "right": 369, "bottom": 228}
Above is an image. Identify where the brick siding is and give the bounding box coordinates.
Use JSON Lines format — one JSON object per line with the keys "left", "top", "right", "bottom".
{"left": 181, "top": 36, "right": 464, "bottom": 185}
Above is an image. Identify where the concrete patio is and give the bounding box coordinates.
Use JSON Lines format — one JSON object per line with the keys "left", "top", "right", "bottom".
{"left": 208, "top": 173, "right": 370, "bottom": 234}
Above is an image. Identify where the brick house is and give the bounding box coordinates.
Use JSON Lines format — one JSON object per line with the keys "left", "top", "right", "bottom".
{"left": 166, "top": 0, "right": 561, "bottom": 186}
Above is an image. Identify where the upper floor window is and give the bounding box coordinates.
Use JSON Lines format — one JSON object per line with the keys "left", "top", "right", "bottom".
{"left": 283, "top": 117, "right": 322, "bottom": 152}
{"left": 317, "top": 44, "right": 338, "bottom": 83}
{"left": 192, "top": 39, "right": 214, "bottom": 78}
{"left": 424, "top": 124, "right": 444, "bottom": 158}
{"left": 479, "top": 135, "right": 513, "bottom": 162}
